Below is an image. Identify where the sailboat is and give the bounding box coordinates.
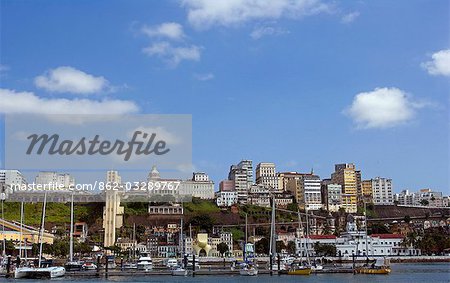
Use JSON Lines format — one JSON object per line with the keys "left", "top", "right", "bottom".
{"left": 65, "top": 193, "right": 82, "bottom": 271}
{"left": 305, "top": 210, "right": 323, "bottom": 271}
{"left": 239, "top": 213, "right": 258, "bottom": 276}
{"left": 354, "top": 202, "right": 391, "bottom": 275}
{"left": 15, "top": 192, "right": 66, "bottom": 279}
{"left": 287, "top": 210, "right": 311, "bottom": 275}
{"left": 171, "top": 218, "right": 188, "bottom": 276}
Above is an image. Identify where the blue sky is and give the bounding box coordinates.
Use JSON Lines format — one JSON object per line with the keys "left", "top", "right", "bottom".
{"left": 0, "top": 0, "right": 449, "bottom": 193}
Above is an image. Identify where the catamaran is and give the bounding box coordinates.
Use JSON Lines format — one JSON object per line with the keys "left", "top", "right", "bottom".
{"left": 15, "top": 193, "right": 66, "bottom": 279}
{"left": 65, "top": 193, "right": 82, "bottom": 271}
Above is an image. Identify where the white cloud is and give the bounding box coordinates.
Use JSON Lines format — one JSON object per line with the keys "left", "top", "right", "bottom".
{"left": 421, "top": 49, "right": 450, "bottom": 77}
{"left": 141, "top": 22, "right": 185, "bottom": 40}
{"left": 341, "top": 11, "right": 360, "bottom": 24}
{"left": 345, "top": 87, "right": 425, "bottom": 129}
{"left": 250, "top": 25, "right": 289, "bottom": 39}
{"left": 194, "top": 73, "right": 214, "bottom": 81}
{"left": 142, "top": 41, "right": 201, "bottom": 67}
{"left": 181, "top": 0, "right": 331, "bottom": 29}
{"left": 0, "top": 88, "right": 139, "bottom": 115}
{"left": 34, "top": 66, "right": 110, "bottom": 94}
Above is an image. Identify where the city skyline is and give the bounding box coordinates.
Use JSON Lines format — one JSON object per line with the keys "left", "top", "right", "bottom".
{"left": 0, "top": 1, "right": 449, "bottom": 194}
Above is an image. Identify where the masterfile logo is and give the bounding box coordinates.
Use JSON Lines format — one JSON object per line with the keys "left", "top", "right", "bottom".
{"left": 26, "top": 131, "right": 170, "bottom": 161}
{"left": 4, "top": 114, "right": 192, "bottom": 174}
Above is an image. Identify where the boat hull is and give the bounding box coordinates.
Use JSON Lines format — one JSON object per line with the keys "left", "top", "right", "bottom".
{"left": 171, "top": 269, "right": 188, "bottom": 276}
{"left": 239, "top": 268, "right": 258, "bottom": 276}
{"left": 15, "top": 267, "right": 66, "bottom": 279}
{"left": 287, "top": 268, "right": 312, "bottom": 275}
{"left": 355, "top": 267, "right": 391, "bottom": 274}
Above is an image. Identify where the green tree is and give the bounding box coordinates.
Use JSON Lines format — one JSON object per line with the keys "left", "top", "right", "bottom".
{"left": 287, "top": 241, "right": 296, "bottom": 255}
{"left": 276, "top": 240, "right": 286, "bottom": 253}
{"left": 419, "top": 199, "right": 429, "bottom": 206}
{"left": 217, "top": 242, "right": 229, "bottom": 257}
{"left": 189, "top": 214, "right": 215, "bottom": 232}
{"left": 255, "top": 238, "right": 269, "bottom": 255}
{"left": 313, "top": 243, "right": 336, "bottom": 256}
{"left": 403, "top": 215, "right": 411, "bottom": 223}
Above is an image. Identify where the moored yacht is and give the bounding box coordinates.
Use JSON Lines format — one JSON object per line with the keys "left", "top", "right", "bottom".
{"left": 136, "top": 253, "right": 153, "bottom": 271}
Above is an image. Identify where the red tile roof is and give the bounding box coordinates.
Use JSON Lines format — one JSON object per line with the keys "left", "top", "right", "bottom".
{"left": 308, "top": 235, "right": 337, "bottom": 239}
{"left": 371, "top": 234, "right": 404, "bottom": 239}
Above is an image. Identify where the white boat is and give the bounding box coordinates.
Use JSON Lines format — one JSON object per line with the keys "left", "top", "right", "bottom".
{"left": 171, "top": 266, "right": 188, "bottom": 276}
{"left": 136, "top": 254, "right": 152, "bottom": 271}
{"left": 65, "top": 261, "right": 83, "bottom": 271}
{"left": 82, "top": 262, "right": 97, "bottom": 270}
{"left": 15, "top": 266, "right": 66, "bottom": 279}
{"left": 15, "top": 193, "right": 66, "bottom": 279}
{"left": 166, "top": 258, "right": 178, "bottom": 268}
{"left": 311, "top": 264, "right": 323, "bottom": 271}
{"left": 239, "top": 263, "right": 258, "bottom": 276}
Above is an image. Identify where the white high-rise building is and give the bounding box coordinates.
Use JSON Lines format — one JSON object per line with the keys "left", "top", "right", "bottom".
{"left": 372, "top": 177, "right": 393, "bottom": 205}
{"left": 256, "top": 162, "right": 279, "bottom": 192}
{"left": 301, "top": 174, "right": 323, "bottom": 211}
{"left": 395, "top": 189, "right": 417, "bottom": 206}
{"left": 228, "top": 160, "right": 253, "bottom": 204}
{"left": 0, "top": 170, "right": 27, "bottom": 187}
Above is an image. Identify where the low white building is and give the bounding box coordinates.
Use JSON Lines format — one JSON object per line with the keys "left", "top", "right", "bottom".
{"left": 216, "top": 191, "right": 238, "bottom": 207}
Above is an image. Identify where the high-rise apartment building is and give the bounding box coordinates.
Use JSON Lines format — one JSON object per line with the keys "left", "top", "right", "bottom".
{"left": 361, "top": 180, "right": 373, "bottom": 204}
{"left": 371, "top": 177, "right": 393, "bottom": 205}
{"left": 331, "top": 163, "right": 358, "bottom": 213}
{"left": 228, "top": 160, "right": 253, "bottom": 203}
{"left": 282, "top": 171, "right": 322, "bottom": 210}
{"left": 255, "top": 162, "right": 279, "bottom": 192}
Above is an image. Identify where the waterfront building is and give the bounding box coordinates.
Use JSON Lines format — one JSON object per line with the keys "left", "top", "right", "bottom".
{"left": 295, "top": 215, "right": 421, "bottom": 257}
{"left": 331, "top": 163, "right": 358, "bottom": 213}
{"left": 371, "top": 177, "right": 394, "bottom": 205}
{"left": 255, "top": 162, "right": 279, "bottom": 192}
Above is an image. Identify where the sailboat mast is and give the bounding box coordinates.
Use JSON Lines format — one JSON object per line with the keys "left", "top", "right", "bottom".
{"left": 1, "top": 193, "right": 5, "bottom": 257}
{"left": 364, "top": 201, "right": 369, "bottom": 259}
{"left": 19, "top": 201, "right": 24, "bottom": 259}
{"left": 305, "top": 209, "right": 310, "bottom": 264}
{"left": 38, "top": 192, "right": 47, "bottom": 268}
{"left": 69, "top": 193, "right": 74, "bottom": 262}
{"left": 269, "top": 197, "right": 276, "bottom": 260}
{"left": 244, "top": 213, "right": 247, "bottom": 261}
{"left": 298, "top": 210, "right": 303, "bottom": 260}
{"left": 180, "top": 218, "right": 184, "bottom": 256}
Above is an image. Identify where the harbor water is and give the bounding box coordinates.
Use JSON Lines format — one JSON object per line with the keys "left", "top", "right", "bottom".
{"left": 3, "top": 263, "right": 449, "bottom": 283}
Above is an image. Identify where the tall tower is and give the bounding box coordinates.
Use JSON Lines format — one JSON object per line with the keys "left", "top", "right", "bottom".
{"left": 103, "top": 170, "right": 124, "bottom": 249}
